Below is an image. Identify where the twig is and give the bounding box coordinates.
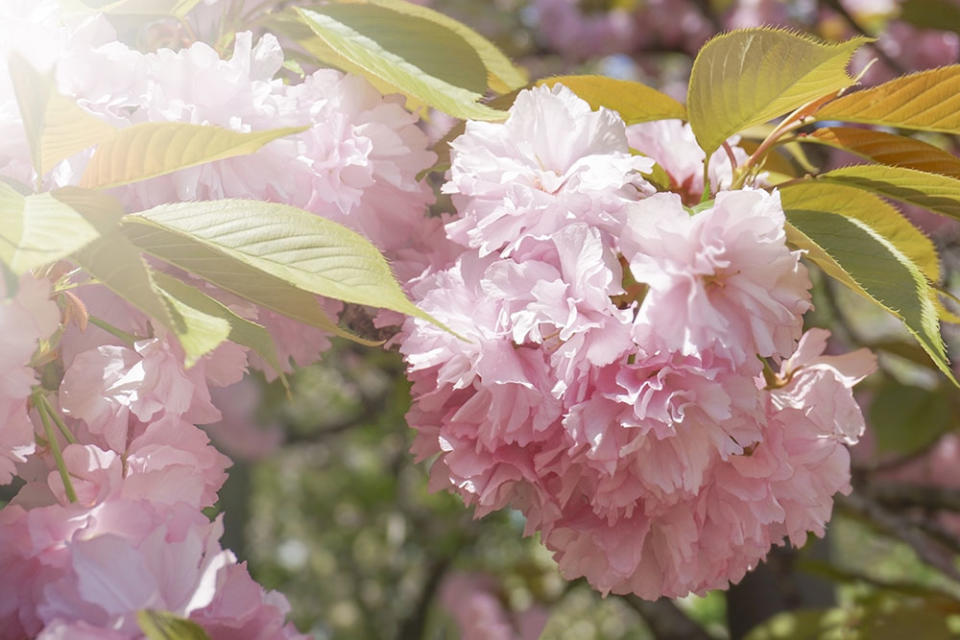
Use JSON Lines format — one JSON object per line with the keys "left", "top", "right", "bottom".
{"left": 869, "top": 484, "right": 960, "bottom": 514}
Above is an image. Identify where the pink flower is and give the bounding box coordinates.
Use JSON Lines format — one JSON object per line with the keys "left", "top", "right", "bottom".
{"left": 0, "top": 275, "right": 60, "bottom": 484}
{"left": 443, "top": 84, "right": 653, "bottom": 256}
{"left": 626, "top": 119, "right": 750, "bottom": 204}
{"left": 439, "top": 572, "right": 547, "bottom": 640}
{"left": 625, "top": 190, "right": 811, "bottom": 367}
{"left": 0, "top": 498, "right": 303, "bottom": 639}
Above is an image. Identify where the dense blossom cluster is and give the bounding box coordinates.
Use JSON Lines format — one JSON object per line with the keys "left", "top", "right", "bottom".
{"left": 398, "top": 85, "right": 876, "bottom": 597}
{"left": 0, "top": 2, "right": 436, "bottom": 636}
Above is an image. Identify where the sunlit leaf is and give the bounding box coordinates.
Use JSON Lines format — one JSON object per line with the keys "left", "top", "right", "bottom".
{"left": 121, "top": 219, "right": 377, "bottom": 345}
{"left": 799, "top": 127, "right": 960, "bottom": 178}
{"left": 137, "top": 610, "right": 211, "bottom": 640}
{"left": 295, "top": 6, "right": 506, "bottom": 120}
{"left": 687, "top": 28, "right": 867, "bottom": 154}
{"left": 0, "top": 184, "right": 100, "bottom": 274}
{"left": 816, "top": 66, "right": 960, "bottom": 134}
{"left": 780, "top": 186, "right": 953, "bottom": 383}
{"left": 816, "top": 164, "right": 960, "bottom": 221}
{"left": 781, "top": 181, "right": 940, "bottom": 282}
{"left": 122, "top": 199, "right": 439, "bottom": 324}
{"left": 537, "top": 75, "right": 686, "bottom": 123}
{"left": 351, "top": 0, "right": 527, "bottom": 92}
{"left": 152, "top": 271, "right": 282, "bottom": 369}
{"left": 7, "top": 53, "right": 116, "bottom": 175}
{"left": 79, "top": 122, "right": 307, "bottom": 190}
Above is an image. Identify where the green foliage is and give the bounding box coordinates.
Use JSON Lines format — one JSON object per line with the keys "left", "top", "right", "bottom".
{"left": 799, "top": 127, "right": 960, "bottom": 178}
{"left": 353, "top": 0, "right": 528, "bottom": 93}
{"left": 780, "top": 183, "right": 953, "bottom": 383}
{"left": 0, "top": 184, "right": 100, "bottom": 275}
{"left": 744, "top": 599, "right": 957, "bottom": 640}
{"left": 295, "top": 4, "right": 507, "bottom": 120}
{"left": 899, "top": 0, "right": 960, "bottom": 33}
{"left": 687, "top": 28, "right": 867, "bottom": 154}
{"left": 121, "top": 199, "right": 446, "bottom": 332}
{"left": 7, "top": 53, "right": 116, "bottom": 176}
{"left": 817, "top": 66, "right": 960, "bottom": 134}
{"left": 79, "top": 122, "right": 307, "bottom": 190}
{"left": 137, "top": 610, "right": 211, "bottom": 640}
{"left": 817, "top": 164, "right": 960, "bottom": 221}
{"left": 537, "top": 75, "right": 686, "bottom": 123}
{"left": 869, "top": 380, "right": 957, "bottom": 456}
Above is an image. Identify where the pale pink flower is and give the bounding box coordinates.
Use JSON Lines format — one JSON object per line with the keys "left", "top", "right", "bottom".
{"left": 440, "top": 572, "right": 547, "bottom": 640}
{"left": 626, "top": 119, "right": 750, "bottom": 203}
{"left": 443, "top": 84, "right": 654, "bottom": 256}
{"left": 626, "top": 190, "right": 811, "bottom": 367}
{"left": 0, "top": 498, "right": 303, "bottom": 639}
{"left": 533, "top": 0, "right": 642, "bottom": 60}
{"left": 0, "top": 275, "right": 60, "bottom": 484}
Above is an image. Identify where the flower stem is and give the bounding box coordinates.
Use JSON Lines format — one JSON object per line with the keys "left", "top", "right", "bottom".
{"left": 35, "top": 393, "right": 76, "bottom": 445}
{"left": 34, "top": 391, "right": 77, "bottom": 503}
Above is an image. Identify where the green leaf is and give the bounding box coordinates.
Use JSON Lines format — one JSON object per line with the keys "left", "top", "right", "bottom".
{"left": 780, "top": 185, "right": 953, "bottom": 383}
{"left": 537, "top": 75, "right": 686, "bottom": 123}
{"left": 745, "top": 604, "right": 955, "bottom": 640}
{"left": 137, "top": 610, "right": 211, "bottom": 640}
{"left": 63, "top": 190, "right": 175, "bottom": 336}
{"left": 816, "top": 164, "right": 960, "bottom": 222}
{"left": 121, "top": 199, "right": 440, "bottom": 326}
{"left": 898, "top": 0, "right": 960, "bottom": 35}
{"left": 7, "top": 53, "right": 116, "bottom": 175}
{"left": 295, "top": 6, "right": 507, "bottom": 120}
{"left": 687, "top": 28, "right": 867, "bottom": 154}
{"left": 149, "top": 272, "right": 231, "bottom": 367}
{"left": 799, "top": 127, "right": 960, "bottom": 179}
{"left": 782, "top": 181, "right": 941, "bottom": 282}
{"left": 350, "top": 0, "right": 527, "bottom": 93}
{"left": 870, "top": 380, "right": 955, "bottom": 456}
{"left": 151, "top": 270, "right": 283, "bottom": 371}
{"left": 79, "top": 122, "right": 307, "bottom": 190}
{"left": 816, "top": 66, "right": 960, "bottom": 134}
{"left": 0, "top": 184, "right": 101, "bottom": 274}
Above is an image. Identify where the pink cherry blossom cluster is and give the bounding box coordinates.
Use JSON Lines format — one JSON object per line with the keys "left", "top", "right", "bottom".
{"left": 0, "top": 3, "right": 440, "bottom": 636}
{"left": 398, "top": 84, "right": 877, "bottom": 598}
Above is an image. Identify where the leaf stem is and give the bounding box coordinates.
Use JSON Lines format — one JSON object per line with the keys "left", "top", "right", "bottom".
{"left": 34, "top": 390, "right": 77, "bottom": 503}
{"left": 88, "top": 315, "right": 141, "bottom": 346}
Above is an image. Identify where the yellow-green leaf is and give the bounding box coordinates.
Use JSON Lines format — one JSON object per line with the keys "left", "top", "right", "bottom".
{"left": 295, "top": 6, "right": 506, "bottom": 120}
{"left": 0, "top": 184, "right": 101, "bottom": 275}
{"left": 79, "top": 122, "right": 307, "bottom": 190}
{"left": 816, "top": 66, "right": 960, "bottom": 133}
{"left": 537, "top": 75, "right": 686, "bottom": 124}
{"left": 151, "top": 271, "right": 282, "bottom": 370}
{"left": 349, "top": 0, "right": 527, "bottom": 93}
{"left": 816, "top": 164, "right": 960, "bottom": 221}
{"left": 687, "top": 28, "right": 867, "bottom": 154}
{"left": 121, "top": 219, "right": 377, "bottom": 346}
{"left": 781, "top": 181, "right": 940, "bottom": 282}
{"left": 122, "top": 199, "right": 441, "bottom": 326}
{"left": 799, "top": 127, "right": 960, "bottom": 178}
{"left": 138, "top": 610, "right": 211, "bottom": 640}
{"left": 780, "top": 186, "right": 953, "bottom": 383}
{"left": 7, "top": 53, "right": 116, "bottom": 176}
